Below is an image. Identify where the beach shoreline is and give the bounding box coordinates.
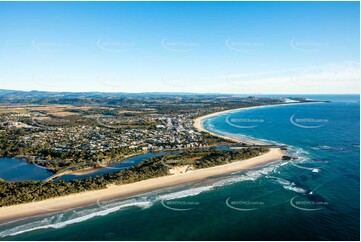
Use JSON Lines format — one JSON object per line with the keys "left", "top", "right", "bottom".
{"left": 193, "top": 101, "right": 322, "bottom": 145}
{"left": 0, "top": 102, "right": 310, "bottom": 224}
{"left": 0, "top": 148, "right": 284, "bottom": 224}
{"left": 61, "top": 102, "right": 317, "bottom": 177}
{"left": 194, "top": 104, "right": 284, "bottom": 145}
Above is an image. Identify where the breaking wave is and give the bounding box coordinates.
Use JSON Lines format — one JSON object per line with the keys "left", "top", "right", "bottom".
{"left": 0, "top": 131, "right": 308, "bottom": 238}
{"left": 0, "top": 158, "right": 291, "bottom": 238}
{"left": 267, "top": 176, "right": 307, "bottom": 194}
{"left": 0, "top": 201, "right": 151, "bottom": 238}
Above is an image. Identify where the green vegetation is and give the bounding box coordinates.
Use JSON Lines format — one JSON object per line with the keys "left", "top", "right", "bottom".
{"left": 0, "top": 147, "right": 268, "bottom": 207}
{"left": 161, "top": 148, "right": 268, "bottom": 169}
{"left": 0, "top": 92, "right": 306, "bottom": 207}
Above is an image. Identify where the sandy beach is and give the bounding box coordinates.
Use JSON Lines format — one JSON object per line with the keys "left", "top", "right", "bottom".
{"left": 0, "top": 148, "right": 283, "bottom": 223}
{"left": 0, "top": 104, "right": 291, "bottom": 223}
{"left": 194, "top": 105, "right": 277, "bottom": 145}
{"left": 193, "top": 102, "right": 321, "bottom": 145}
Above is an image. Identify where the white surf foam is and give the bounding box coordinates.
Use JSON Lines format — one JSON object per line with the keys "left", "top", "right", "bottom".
{"left": 267, "top": 176, "right": 306, "bottom": 194}
{"left": 0, "top": 201, "right": 150, "bottom": 238}
{"left": 282, "top": 185, "right": 307, "bottom": 194}
{"left": 0, "top": 151, "right": 290, "bottom": 238}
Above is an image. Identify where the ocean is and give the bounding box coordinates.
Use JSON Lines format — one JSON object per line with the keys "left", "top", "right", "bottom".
{"left": 0, "top": 95, "right": 359, "bottom": 240}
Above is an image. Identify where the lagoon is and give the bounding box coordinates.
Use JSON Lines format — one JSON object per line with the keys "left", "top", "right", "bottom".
{"left": 0, "top": 158, "right": 53, "bottom": 182}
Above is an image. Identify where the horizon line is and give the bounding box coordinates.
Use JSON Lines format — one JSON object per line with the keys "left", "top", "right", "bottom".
{"left": 0, "top": 89, "right": 359, "bottom": 96}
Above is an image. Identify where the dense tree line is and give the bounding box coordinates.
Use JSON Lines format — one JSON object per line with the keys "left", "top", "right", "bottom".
{"left": 0, "top": 148, "right": 268, "bottom": 207}
{"left": 161, "top": 148, "right": 268, "bottom": 168}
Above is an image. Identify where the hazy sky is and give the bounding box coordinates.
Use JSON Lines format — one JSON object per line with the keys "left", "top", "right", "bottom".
{"left": 0, "top": 1, "right": 359, "bottom": 94}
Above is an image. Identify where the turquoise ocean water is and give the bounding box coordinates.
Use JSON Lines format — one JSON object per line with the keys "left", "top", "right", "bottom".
{"left": 0, "top": 95, "right": 359, "bottom": 240}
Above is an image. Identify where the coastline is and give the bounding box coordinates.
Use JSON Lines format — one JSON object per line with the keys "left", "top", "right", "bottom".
{"left": 193, "top": 107, "right": 265, "bottom": 145}
{"left": 44, "top": 102, "right": 314, "bottom": 177}
{"left": 0, "top": 103, "right": 299, "bottom": 224}
{"left": 0, "top": 148, "right": 284, "bottom": 223}
{"left": 193, "top": 102, "right": 322, "bottom": 145}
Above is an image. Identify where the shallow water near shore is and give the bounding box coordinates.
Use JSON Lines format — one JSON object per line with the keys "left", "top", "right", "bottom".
{"left": 0, "top": 95, "right": 359, "bottom": 240}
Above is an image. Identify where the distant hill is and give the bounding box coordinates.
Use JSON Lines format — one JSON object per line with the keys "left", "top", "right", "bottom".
{"left": 0, "top": 89, "right": 238, "bottom": 105}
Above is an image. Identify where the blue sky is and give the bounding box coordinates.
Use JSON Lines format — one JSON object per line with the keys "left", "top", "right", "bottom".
{"left": 0, "top": 1, "right": 359, "bottom": 94}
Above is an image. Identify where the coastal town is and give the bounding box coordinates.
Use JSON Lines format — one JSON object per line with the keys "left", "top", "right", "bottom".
{"left": 0, "top": 92, "right": 300, "bottom": 173}
{"left": 1, "top": 111, "right": 231, "bottom": 173}
{"left": 2, "top": 112, "right": 220, "bottom": 170}
{"left": 0, "top": 1, "right": 357, "bottom": 240}
{"left": 0, "top": 90, "right": 329, "bottom": 229}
